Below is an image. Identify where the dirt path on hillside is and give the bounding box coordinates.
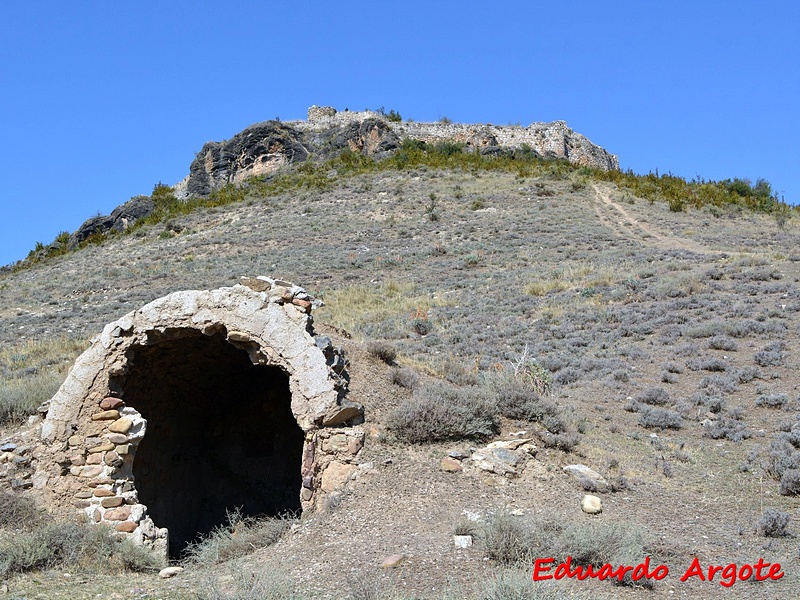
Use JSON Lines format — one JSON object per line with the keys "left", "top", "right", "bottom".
{"left": 592, "top": 183, "right": 711, "bottom": 253}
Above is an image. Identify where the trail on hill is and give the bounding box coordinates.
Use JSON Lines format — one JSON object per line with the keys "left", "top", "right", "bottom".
{"left": 592, "top": 183, "right": 710, "bottom": 253}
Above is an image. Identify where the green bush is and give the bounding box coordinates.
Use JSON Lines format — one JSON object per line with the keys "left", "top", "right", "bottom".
{"left": 387, "top": 381, "right": 498, "bottom": 443}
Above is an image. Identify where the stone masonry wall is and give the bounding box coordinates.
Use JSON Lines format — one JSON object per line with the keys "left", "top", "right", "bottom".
{"left": 298, "top": 105, "right": 619, "bottom": 171}
{"left": 10, "top": 277, "right": 364, "bottom": 558}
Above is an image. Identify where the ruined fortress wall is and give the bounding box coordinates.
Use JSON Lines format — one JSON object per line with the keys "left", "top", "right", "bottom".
{"left": 297, "top": 106, "right": 619, "bottom": 171}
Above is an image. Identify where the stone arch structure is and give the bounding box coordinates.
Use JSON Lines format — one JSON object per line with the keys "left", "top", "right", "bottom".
{"left": 34, "top": 277, "right": 364, "bottom": 558}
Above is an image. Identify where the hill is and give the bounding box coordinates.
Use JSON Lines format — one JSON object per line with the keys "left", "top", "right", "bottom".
{"left": 0, "top": 113, "right": 799, "bottom": 599}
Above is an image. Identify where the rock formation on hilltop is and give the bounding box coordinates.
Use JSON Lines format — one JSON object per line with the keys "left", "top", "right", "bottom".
{"left": 177, "top": 106, "right": 618, "bottom": 198}
{"left": 50, "top": 106, "right": 618, "bottom": 255}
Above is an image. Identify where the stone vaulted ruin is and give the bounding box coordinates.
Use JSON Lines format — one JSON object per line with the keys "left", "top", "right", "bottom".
{"left": 30, "top": 277, "right": 364, "bottom": 558}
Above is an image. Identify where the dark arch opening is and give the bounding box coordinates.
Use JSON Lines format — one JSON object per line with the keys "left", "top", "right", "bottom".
{"left": 120, "top": 329, "right": 304, "bottom": 558}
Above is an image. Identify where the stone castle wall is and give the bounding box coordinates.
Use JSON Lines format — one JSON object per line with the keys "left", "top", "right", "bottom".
{"left": 297, "top": 106, "right": 619, "bottom": 171}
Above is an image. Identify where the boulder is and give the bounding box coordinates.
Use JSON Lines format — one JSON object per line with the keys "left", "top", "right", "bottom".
{"left": 563, "top": 464, "right": 609, "bottom": 492}
{"left": 581, "top": 494, "right": 603, "bottom": 514}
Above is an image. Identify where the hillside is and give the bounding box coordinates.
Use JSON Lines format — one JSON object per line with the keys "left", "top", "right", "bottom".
{"left": 1, "top": 126, "right": 800, "bottom": 599}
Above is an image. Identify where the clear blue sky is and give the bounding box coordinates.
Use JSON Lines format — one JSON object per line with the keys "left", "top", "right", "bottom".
{"left": 1, "top": 1, "right": 798, "bottom": 267}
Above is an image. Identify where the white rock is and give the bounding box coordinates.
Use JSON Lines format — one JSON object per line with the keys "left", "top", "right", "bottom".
{"left": 453, "top": 535, "right": 473, "bottom": 548}
{"left": 159, "top": 566, "right": 184, "bottom": 578}
{"left": 581, "top": 494, "right": 603, "bottom": 514}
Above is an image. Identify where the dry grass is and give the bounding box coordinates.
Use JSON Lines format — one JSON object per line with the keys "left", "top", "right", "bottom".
{"left": 0, "top": 336, "right": 87, "bottom": 424}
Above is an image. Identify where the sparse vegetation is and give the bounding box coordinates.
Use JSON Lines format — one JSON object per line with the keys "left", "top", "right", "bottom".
{"left": 481, "top": 512, "right": 653, "bottom": 589}
{"left": 365, "top": 340, "right": 397, "bottom": 365}
{"left": 0, "top": 337, "right": 87, "bottom": 424}
{"left": 387, "top": 381, "right": 498, "bottom": 443}
{"left": 0, "top": 522, "right": 161, "bottom": 578}
{"left": 758, "top": 507, "right": 790, "bottom": 537}
{"left": 183, "top": 508, "right": 296, "bottom": 565}
{"left": 194, "top": 565, "right": 300, "bottom": 600}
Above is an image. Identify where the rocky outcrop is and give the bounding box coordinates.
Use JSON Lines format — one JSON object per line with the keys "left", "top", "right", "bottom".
{"left": 300, "top": 106, "right": 619, "bottom": 170}
{"left": 31, "top": 105, "right": 617, "bottom": 263}
{"left": 180, "top": 106, "right": 618, "bottom": 198}
{"left": 187, "top": 121, "right": 311, "bottom": 196}
{"left": 68, "top": 195, "right": 155, "bottom": 249}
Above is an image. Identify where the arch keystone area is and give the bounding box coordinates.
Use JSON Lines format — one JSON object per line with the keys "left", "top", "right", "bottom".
{"left": 33, "top": 277, "right": 363, "bottom": 558}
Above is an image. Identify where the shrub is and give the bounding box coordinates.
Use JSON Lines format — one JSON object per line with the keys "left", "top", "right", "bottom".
{"left": 633, "top": 387, "right": 671, "bottom": 406}
{"left": 758, "top": 508, "right": 790, "bottom": 537}
{"left": 184, "top": 509, "right": 295, "bottom": 565}
{"left": 541, "top": 431, "right": 581, "bottom": 452}
{"left": 0, "top": 492, "right": 44, "bottom": 529}
{"left": 195, "top": 566, "right": 300, "bottom": 600}
{"left": 389, "top": 367, "right": 418, "bottom": 389}
{"left": 763, "top": 439, "right": 800, "bottom": 479}
{"left": 482, "top": 569, "right": 589, "bottom": 600}
{"left": 756, "top": 393, "right": 789, "bottom": 409}
{"left": 735, "top": 366, "right": 760, "bottom": 383}
{"left": 487, "top": 376, "right": 561, "bottom": 430}
{"left": 554, "top": 367, "right": 582, "bottom": 385}
{"left": 481, "top": 512, "right": 558, "bottom": 565}
{"left": 779, "top": 469, "right": 800, "bottom": 495}
{"left": 661, "top": 371, "right": 679, "bottom": 384}
{"left": 365, "top": 340, "right": 397, "bottom": 365}
{"left": 387, "top": 381, "right": 498, "bottom": 443}
{"left": 754, "top": 342, "right": 786, "bottom": 367}
{"left": 638, "top": 406, "right": 683, "bottom": 430}
{"left": 0, "top": 371, "right": 64, "bottom": 425}
{"left": 700, "top": 357, "right": 728, "bottom": 372}
{"left": 0, "top": 522, "right": 160, "bottom": 578}
{"left": 704, "top": 417, "right": 751, "bottom": 442}
{"left": 707, "top": 336, "right": 738, "bottom": 351}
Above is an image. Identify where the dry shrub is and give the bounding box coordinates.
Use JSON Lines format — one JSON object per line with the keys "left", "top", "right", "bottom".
{"left": 758, "top": 508, "right": 790, "bottom": 537}
{"left": 387, "top": 381, "right": 498, "bottom": 443}
{"left": 365, "top": 340, "right": 397, "bottom": 365}
{"left": 389, "top": 366, "right": 418, "bottom": 389}
{"left": 195, "top": 565, "right": 299, "bottom": 600}
{"left": 633, "top": 387, "right": 671, "bottom": 406}
{"left": 0, "top": 522, "right": 161, "bottom": 578}
{"left": 0, "top": 492, "right": 44, "bottom": 529}
{"left": 638, "top": 406, "right": 684, "bottom": 430}
{"left": 184, "top": 508, "right": 295, "bottom": 565}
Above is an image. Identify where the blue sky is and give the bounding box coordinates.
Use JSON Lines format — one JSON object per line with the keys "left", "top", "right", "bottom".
{"left": 1, "top": 1, "right": 798, "bottom": 267}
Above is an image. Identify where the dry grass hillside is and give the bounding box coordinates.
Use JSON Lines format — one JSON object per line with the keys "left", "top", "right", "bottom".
{"left": 1, "top": 156, "right": 800, "bottom": 599}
